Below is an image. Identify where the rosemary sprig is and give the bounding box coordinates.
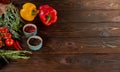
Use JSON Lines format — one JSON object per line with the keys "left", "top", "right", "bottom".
{"left": 0, "top": 50, "right": 32, "bottom": 63}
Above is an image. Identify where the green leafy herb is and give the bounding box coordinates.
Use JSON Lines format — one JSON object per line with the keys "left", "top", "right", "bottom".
{"left": 0, "top": 3, "right": 24, "bottom": 39}
{"left": 0, "top": 50, "right": 32, "bottom": 63}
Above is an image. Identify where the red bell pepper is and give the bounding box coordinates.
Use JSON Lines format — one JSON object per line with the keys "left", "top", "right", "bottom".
{"left": 39, "top": 5, "right": 57, "bottom": 26}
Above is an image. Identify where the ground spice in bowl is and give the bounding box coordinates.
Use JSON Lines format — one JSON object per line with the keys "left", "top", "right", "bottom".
{"left": 24, "top": 26, "right": 36, "bottom": 33}
{"left": 27, "top": 35, "right": 43, "bottom": 50}
{"left": 29, "top": 38, "right": 41, "bottom": 46}
{"left": 23, "top": 24, "right": 37, "bottom": 37}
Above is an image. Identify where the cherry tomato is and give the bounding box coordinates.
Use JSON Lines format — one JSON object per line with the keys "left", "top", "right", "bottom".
{"left": 3, "top": 33, "right": 12, "bottom": 39}
{"left": 5, "top": 38, "right": 14, "bottom": 46}
{"left": 0, "top": 27, "right": 2, "bottom": 33}
{"left": 0, "top": 27, "right": 8, "bottom": 33}
{"left": 2, "top": 27, "right": 8, "bottom": 33}
{"left": 0, "top": 33, "right": 3, "bottom": 39}
{"left": 0, "top": 40, "right": 3, "bottom": 48}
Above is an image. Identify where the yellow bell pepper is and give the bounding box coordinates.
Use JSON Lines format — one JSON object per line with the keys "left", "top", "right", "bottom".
{"left": 20, "top": 3, "right": 38, "bottom": 21}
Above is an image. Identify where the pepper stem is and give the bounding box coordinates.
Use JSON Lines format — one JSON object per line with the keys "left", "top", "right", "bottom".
{"left": 31, "top": 10, "right": 39, "bottom": 16}
{"left": 46, "top": 14, "right": 52, "bottom": 23}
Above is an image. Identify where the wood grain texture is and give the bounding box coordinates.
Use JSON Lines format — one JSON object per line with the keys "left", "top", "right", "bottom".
{"left": 37, "top": 37, "right": 120, "bottom": 53}
{"left": 2, "top": 0, "right": 120, "bottom": 72}
{"left": 38, "top": 23, "right": 120, "bottom": 37}
{"left": 20, "top": 37, "right": 120, "bottom": 53}
{"left": 57, "top": 10, "right": 120, "bottom": 23}
{"left": 11, "top": 0, "right": 120, "bottom": 10}
{"left": 1, "top": 54, "right": 120, "bottom": 72}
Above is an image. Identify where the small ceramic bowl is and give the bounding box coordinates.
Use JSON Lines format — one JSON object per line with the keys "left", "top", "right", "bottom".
{"left": 23, "top": 24, "right": 37, "bottom": 37}
{"left": 27, "top": 36, "right": 43, "bottom": 51}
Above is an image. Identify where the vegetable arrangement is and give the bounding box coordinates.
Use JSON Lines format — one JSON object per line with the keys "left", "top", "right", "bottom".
{"left": 20, "top": 3, "right": 58, "bottom": 26}
{"left": 0, "top": 1, "right": 58, "bottom": 69}
{"left": 0, "top": 4, "right": 23, "bottom": 39}
{"left": 0, "top": 26, "right": 13, "bottom": 48}
{"left": 0, "top": 3, "right": 32, "bottom": 68}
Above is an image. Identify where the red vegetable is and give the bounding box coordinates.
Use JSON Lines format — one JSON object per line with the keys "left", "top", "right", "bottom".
{"left": 0, "top": 40, "right": 3, "bottom": 48}
{"left": 39, "top": 5, "right": 57, "bottom": 26}
{"left": 15, "top": 40, "right": 23, "bottom": 50}
{"left": 3, "top": 33, "right": 12, "bottom": 39}
{"left": 5, "top": 38, "right": 14, "bottom": 46}
{"left": 13, "top": 42, "right": 19, "bottom": 50}
{"left": 3, "top": 27, "right": 8, "bottom": 33}
{"left": 13, "top": 40, "right": 23, "bottom": 50}
{"left": 0, "top": 27, "right": 8, "bottom": 33}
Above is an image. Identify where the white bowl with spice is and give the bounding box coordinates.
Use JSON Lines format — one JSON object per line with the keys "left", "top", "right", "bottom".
{"left": 23, "top": 24, "right": 37, "bottom": 37}
{"left": 27, "top": 36, "right": 43, "bottom": 51}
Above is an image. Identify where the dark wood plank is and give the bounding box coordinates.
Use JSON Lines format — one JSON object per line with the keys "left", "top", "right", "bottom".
{"left": 10, "top": 0, "right": 120, "bottom": 53}
{"left": 11, "top": 0, "right": 120, "bottom": 23}
{"left": 21, "top": 37, "right": 120, "bottom": 53}
{"left": 1, "top": 54, "right": 120, "bottom": 72}
{"left": 58, "top": 10, "right": 120, "bottom": 23}
{"left": 11, "top": 0, "right": 120, "bottom": 10}
{"left": 3, "top": 0, "right": 120, "bottom": 72}
{"left": 37, "top": 23, "right": 120, "bottom": 37}
{"left": 11, "top": 0, "right": 120, "bottom": 37}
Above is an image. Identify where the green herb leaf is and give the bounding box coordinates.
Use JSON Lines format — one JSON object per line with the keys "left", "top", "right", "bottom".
{"left": 0, "top": 3, "right": 24, "bottom": 39}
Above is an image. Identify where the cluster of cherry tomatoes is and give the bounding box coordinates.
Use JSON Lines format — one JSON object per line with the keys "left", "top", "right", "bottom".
{"left": 0, "top": 26, "right": 14, "bottom": 48}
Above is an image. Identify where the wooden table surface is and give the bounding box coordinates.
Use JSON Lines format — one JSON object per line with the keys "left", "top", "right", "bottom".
{"left": 1, "top": 0, "right": 120, "bottom": 72}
